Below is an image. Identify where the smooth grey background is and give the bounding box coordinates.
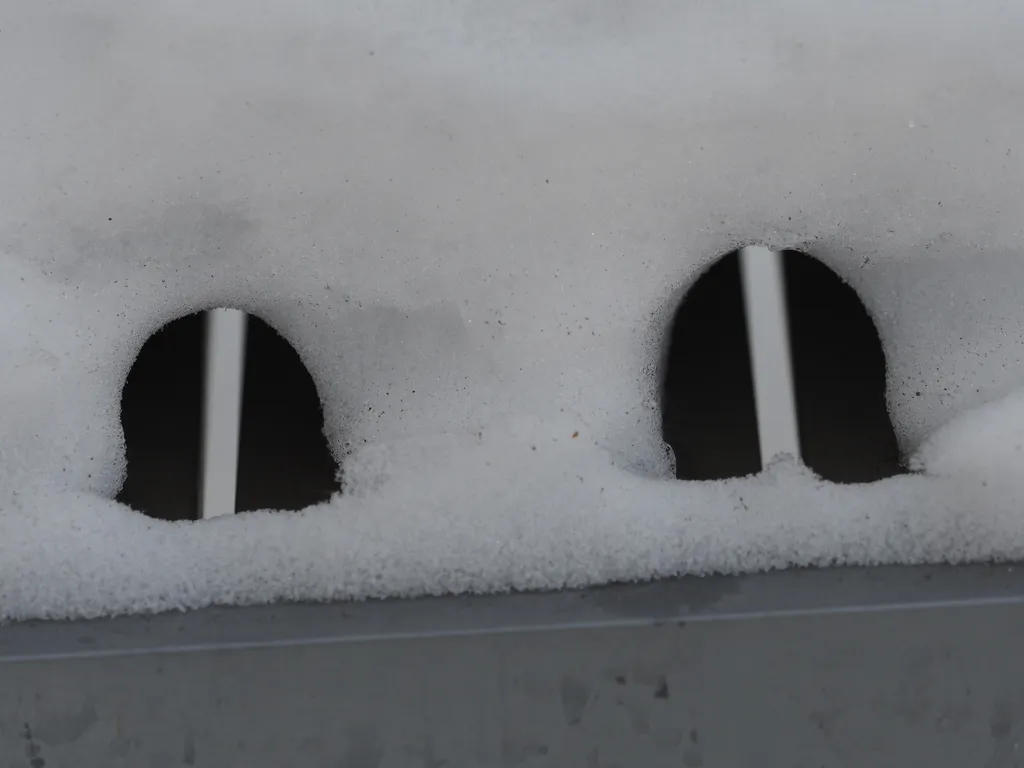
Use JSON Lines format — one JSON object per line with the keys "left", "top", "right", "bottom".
{"left": 3, "top": 564, "right": 1024, "bottom": 767}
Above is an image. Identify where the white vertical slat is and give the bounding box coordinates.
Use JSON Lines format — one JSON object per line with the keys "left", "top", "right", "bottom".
{"left": 199, "top": 308, "right": 247, "bottom": 519}
{"left": 739, "top": 246, "right": 802, "bottom": 467}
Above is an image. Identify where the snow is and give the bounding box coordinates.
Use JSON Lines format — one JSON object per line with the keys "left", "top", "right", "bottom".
{"left": 4, "top": 440, "right": 1018, "bottom": 623}
{"left": 911, "top": 391, "right": 1024, "bottom": 486}
{"left": 3, "top": 0, "right": 1024, "bottom": 621}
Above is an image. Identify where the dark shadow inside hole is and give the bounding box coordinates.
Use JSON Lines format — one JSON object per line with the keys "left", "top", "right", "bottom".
{"left": 782, "top": 251, "right": 903, "bottom": 483}
{"left": 662, "top": 253, "right": 761, "bottom": 480}
{"left": 235, "top": 316, "right": 340, "bottom": 512}
{"left": 117, "top": 313, "right": 204, "bottom": 521}
{"left": 661, "top": 249, "right": 904, "bottom": 483}
{"left": 117, "top": 312, "right": 340, "bottom": 520}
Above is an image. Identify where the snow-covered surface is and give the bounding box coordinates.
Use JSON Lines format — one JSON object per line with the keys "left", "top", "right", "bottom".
{"left": 3, "top": 0, "right": 1024, "bottom": 621}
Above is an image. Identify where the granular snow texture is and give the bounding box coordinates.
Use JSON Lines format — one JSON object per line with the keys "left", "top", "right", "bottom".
{"left": 3, "top": 0, "right": 1024, "bottom": 621}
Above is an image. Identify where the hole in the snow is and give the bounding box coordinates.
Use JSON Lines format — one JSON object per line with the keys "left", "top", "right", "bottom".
{"left": 117, "top": 311, "right": 340, "bottom": 520}
{"left": 661, "top": 249, "right": 904, "bottom": 483}
{"left": 235, "top": 315, "right": 340, "bottom": 512}
{"left": 117, "top": 313, "right": 204, "bottom": 521}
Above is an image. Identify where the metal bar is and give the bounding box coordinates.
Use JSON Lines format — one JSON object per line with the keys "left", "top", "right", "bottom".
{"left": 199, "top": 308, "right": 247, "bottom": 519}
{"left": 739, "top": 246, "right": 801, "bottom": 467}
{"left": 3, "top": 563, "right": 1024, "bottom": 662}
{"left": 3, "top": 565, "right": 1024, "bottom": 767}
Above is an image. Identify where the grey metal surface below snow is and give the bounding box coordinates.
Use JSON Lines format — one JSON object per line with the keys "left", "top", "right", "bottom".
{"left": 2, "top": 563, "right": 1024, "bottom": 767}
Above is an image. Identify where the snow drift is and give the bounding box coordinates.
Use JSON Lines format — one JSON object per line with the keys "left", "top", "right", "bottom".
{"left": 2, "top": 0, "right": 1024, "bottom": 621}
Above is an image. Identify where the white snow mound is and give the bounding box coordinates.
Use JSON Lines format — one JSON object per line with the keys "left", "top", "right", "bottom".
{"left": 3, "top": 0, "right": 1024, "bottom": 621}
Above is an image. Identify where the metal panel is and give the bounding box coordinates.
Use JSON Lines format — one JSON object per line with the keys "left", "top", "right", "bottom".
{"left": 3, "top": 564, "right": 1024, "bottom": 767}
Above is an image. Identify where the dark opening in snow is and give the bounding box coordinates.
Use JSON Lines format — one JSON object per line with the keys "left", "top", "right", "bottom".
{"left": 117, "top": 311, "right": 340, "bottom": 520}
{"left": 661, "top": 249, "right": 904, "bottom": 483}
